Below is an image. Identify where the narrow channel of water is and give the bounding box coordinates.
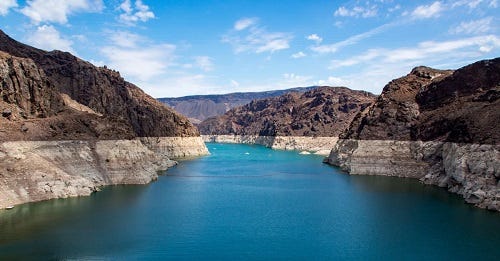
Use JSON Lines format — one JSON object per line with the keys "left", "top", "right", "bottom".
{"left": 1, "top": 143, "right": 499, "bottom": 260}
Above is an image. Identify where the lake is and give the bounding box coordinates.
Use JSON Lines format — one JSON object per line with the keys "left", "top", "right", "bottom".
{"left": 1, "top": 143, "right": 499, "bottom": 260}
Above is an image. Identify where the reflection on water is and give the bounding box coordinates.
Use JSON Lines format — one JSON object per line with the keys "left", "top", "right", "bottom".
{"left": 0, "top": 143, "right": 499, "bottom": 260}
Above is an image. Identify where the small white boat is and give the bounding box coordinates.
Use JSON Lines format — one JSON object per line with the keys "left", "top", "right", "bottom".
{"left": 5, "top": 206, "right": 14, "bottom": 210}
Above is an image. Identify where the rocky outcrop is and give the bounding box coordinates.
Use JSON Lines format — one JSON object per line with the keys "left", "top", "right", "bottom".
{"left": 159, "top": 86, "right": 319, "bottom": 124}
{"left": 0, "top": 31, "right": 209, "bottom": 208}
{"left": 0, "top": 30, "right": 198, "bottom": 139}
{"left": 203, "top": 135, "right": 338, "bottom": 155}
{"left": 199, "top": 87, "right": 376, "bottom": 136}
{"left": 326, "top": 58, "right": 500, "bottom": 211}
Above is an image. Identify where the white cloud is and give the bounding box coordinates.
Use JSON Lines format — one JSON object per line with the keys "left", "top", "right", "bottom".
{"left": 108, "top": 31, "right": 144, "bottom": 48}
{"left": 101, "top": 31, "right": 176, "bottom": 81}
{"left": 291, "top": 51, "right": 306, "bottom": 59}
{"left": 230, "top": 80, "right": 239, "bottom": 88}
{"left": 194, "top": 56, "right": 214, "bottom": 71}
{"left": 329, "top": 35, "right": 500, "bottom": 69}
{"left": 0, "top": 0, "right": 17, "bottom": 16}
{"left": 234, "top": 17, "right": 258, "bottom": 31}
{"left": 311, "top": 22, "right": 396, "bottom": 54}
{"left": 306, "top": 34, "right": 322, "bottom": 44}
{"left": 222, "top": 19, "right": 293, "bottom": 54}
{"left": 282, "top": 73, "right": 313, "bottom": 86}
{"left": 21, "top": 0, "right": 103, "bottom": 24}
{"left": 388, "top": 4, "right": 401, "bottom": 12}
{"left": 315, "top": 76, "right": 350, "bottom": 87}
{"left": 450, "top": 17, "right": 493, "bottom": 35}
{"left": 452, "top": 0, "right": 483, "bottom": 8}
{"left": 119, "top": 0, "right": 155, "bottom": 25}
{"left": 26, "top": 25, "right": 75, "bottom": 53}
{"left": 334, "top": 5, "right": 377, "bottom": 18}
{"left": 452, "top": 0, "right": 498, "bottom": 8}
{"left": 411, "top": 1, "right": 443, "bottom": 19}
{"left": 326, "top": 35, "right": 500, "bottom": 94}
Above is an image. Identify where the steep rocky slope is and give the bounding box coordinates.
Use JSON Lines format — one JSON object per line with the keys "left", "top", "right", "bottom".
{"left": 0, "top": 30, "right": 198, "bottom": 140}
{"left": 199, "top": 86, "right": 376, "bottom": 136}
{"left": 0, "top": 31, "right": 208, "bottom": 208}
{"left": 326, "top": 58, "right": 500, "bottom": 211}
{"left": 158, "top": 86, "right": 318, "bottom": 124}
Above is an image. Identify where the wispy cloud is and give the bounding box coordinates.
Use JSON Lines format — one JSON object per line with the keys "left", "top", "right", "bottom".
{"left": 118, "top": 0, "right": 155, "bottom": 25}
{"left": 306, "top": 34, "right": 322, "bottom": 44}
{"left": 222, "top": 18, "right": 293, "bottom": 54}
{"left": 315, "top": 76, "right": 350, "bottom": 87}
{"left": 234, "top": 17, "right": 258, "bottom": 31}
{"left": 449, "top": 17, "right": 494, "bottom": 35}
{"left": 0, "top": 0, "right": 17, "bottom": 16}
{"left": 410, "top": 1, "right": 443, "bottom": 19}
{"left": 334, "top": 5, "right": 377, "bottom": 18}
{"left": 26, "top": 25, "right": 76, "bottom": 53}
{"left": 291, "top": 51, "right": 306, "bottom": 59}
{"left": 21, "top": 0, "right": 103, "bottom": 24}
{"left": 329, "top": 35, "right": 500, "bottom": 69}
{"left": 194, "top": 56, "right": 214, "bottom": 71}
{"left": 101, "top": 31, "right": 176, "bottom": 81}
{"left": 311, "top": 22, "right": 397, "bottom": 54}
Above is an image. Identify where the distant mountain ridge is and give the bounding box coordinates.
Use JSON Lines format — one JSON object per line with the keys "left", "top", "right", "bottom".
{"left": 198, "top": 86, "right": 376, "bottom": 136}
{"left": 158, "top": 86, "right": 319, "bottom": 123}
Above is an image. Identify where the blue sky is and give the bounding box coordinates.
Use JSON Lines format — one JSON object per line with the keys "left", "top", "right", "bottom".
{"left": 0, "top": 0, "right": 499, "bottom": 97}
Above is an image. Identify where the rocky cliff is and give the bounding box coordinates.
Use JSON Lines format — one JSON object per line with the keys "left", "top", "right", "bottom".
{"left": 326, "top": 58, "right": 500, "bottom": 211}
{"left": 0, "top": 30, "right": 208, "bottom": 208}
{"left": 158, "top": 86, "right": 318, "bottom": 124}
{"left": 0, "top": 30, "right": 198, "bottom": 139}
{"left": 199, "top": 87, "right": 376, "bottom": 136}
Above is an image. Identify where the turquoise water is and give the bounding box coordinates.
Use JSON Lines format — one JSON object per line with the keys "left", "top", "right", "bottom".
{"left": 1, "top": 143, "right": 499, "bottom": 260}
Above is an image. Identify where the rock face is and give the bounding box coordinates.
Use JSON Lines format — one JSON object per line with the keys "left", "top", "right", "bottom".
{"left": 327, "top": 58, "right": 500, "bottom": 211}
{"left": 199, "top": 87, "right": 376, "bottom": 136}
{"left": 158, "top": 86, "right": 319, "bottom": 124}
{"left": 0, "top": 137, "right": 209, "bottom": 209}
{"left": 343, "top": 59, "right": 499, "bottom": 144}
{"left": 0, "top": 30, "right": 209, "bottom": 208}
{"left": 0, "top": 30, "right": 198, "bottom": 140}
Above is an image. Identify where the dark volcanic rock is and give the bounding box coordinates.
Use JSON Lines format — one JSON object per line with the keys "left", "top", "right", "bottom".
{"left": 342, "top": 66, "right": 453, "bottom": 140}
{"left": 198, "top": 87, "right": 376, "bottom": 136}
{"left": 0, "top": 30, "right": 198, "bottom": 141}
{"left": 342, "top": 58, "right": 500, "bottom": 144}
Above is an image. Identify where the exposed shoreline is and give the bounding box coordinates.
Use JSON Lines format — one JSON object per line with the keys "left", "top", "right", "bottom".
{"left": 324, "top": 139, "right": 500, "bottom": 211}
{"left": 0, "top": 137, "right": 209, "bottom": 209}
{"left": 202, "top": 135, "right": 338, "bottom": 155}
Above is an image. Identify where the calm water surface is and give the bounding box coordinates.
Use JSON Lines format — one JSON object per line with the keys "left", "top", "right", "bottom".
{"left": 1, "top": 143, "right": 499, "bottom": 260}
